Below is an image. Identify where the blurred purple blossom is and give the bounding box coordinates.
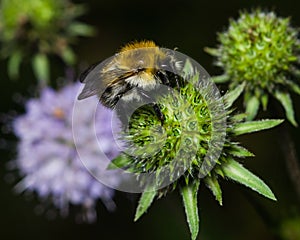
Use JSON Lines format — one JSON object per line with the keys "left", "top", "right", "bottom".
{"left": 12, "top": 82, "right": 122, "bottom": 222}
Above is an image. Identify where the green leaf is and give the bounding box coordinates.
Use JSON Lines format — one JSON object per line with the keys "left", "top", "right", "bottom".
{"left": 204, "top": 175, "right": 222, "bottom": 205}
{"left": 228, "top": 145, "right": 254, "bottom": 157}
{"left": 182, "top": 58, "right": 194, "bottom": 77}
{"left": 245, "top": 95, "right": 260, "bottom": 120}
{"left": 8, "top": 51, "right": 22, "bottom": 79}
{"left": 72, "top": 4, "right": 88, "bottom": 17}
{"left": 68, "top": 22, "right": 95, "bottom": 36}
{"left": 274, "top": 91, "right": 298, "bottom": 127}
{"left": 61, "top": 47, "right": 76, "bottom": 66}
{"left": 32, "top": 54, "right": 49, "bottom": 85}
{"left": 223, "top": 82, "right": 245, "bottom": 108}
{"left": 261, "top": 94, "right": 269, "bottom": 111}
{"left": 286, "top": 80, "right": 300, "bottom": 95}
{"left": 243, "top": 90, "right": 252, "bottom": 104}
{"left": 221, "top": 158, "right": 276, "bottom": 201}
{"left": 230, "top": 113, "right": 247, "bottom": 122}
{"left": 211, "top": 75, "right": 230, "bottom": 83}
{"left": 107, "top": 154, "right": 132, "bottom": 170}
{"left": 204, "top": 47, "right": 220, "bottom": 56}
{"left": 233, "top": 119, "right": 284, "bottom": 135}
{"left": 180, "top": 181, "right": 200, "bottom": 240}
{"left": 134, "top": 189, "right": 157, "bottom": 221}
{"left": 214, "top": 166, "right": 224, "bottom": 177}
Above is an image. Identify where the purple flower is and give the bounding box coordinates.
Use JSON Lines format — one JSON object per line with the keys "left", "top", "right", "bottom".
{"left": 13, "top": 82, "right": 121, "bottom": 222}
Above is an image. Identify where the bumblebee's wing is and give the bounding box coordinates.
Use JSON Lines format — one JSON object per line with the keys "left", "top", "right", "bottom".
{"left": 79, "top": 61, "right": 100, "bottom": 83}
{"left": 77, "top": 59, "right": 111, "bottom": 100}
{"left": 78, "top": 53, "right": 135, "bottom": 100}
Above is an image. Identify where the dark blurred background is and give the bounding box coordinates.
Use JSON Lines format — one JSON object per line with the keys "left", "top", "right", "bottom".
{"left": 1, "top": 0, "right": 300, "bottom": 239}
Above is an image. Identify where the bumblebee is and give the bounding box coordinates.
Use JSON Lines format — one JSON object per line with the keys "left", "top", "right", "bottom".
{"left": 78, "top": 40, "right": 182, "bottom": 122}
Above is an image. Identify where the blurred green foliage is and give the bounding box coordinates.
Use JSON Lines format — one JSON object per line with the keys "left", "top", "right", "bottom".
{"left": 0, "top": 0, "right": 95, "bottom": 84}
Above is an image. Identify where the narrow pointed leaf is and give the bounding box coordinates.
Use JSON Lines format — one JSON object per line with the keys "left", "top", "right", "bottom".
{"left": 182, "top": 59, "right": 194, "bottom": 77}
{"left": 228, "top": 145, "right": 254, "bottom": 157}
{"left": 204, "top": 175, "right": 222, "bottom": 205}
{"left": 221, "top": 158, "right": 276, "bottom": 201}
{"left": 245, "top": 95, "right": 260, "bottom": 120}
{"left": 223, "top": 82, "right": 245, "bottom": 108}
{"left": 204, "top": 47, "right": 220, "bottom": 56}
{"left": 32, "top": 54, "right": 49, "bottom": 84}
{"left": 61, "top": 47, "right": 76, "bottom": 65}
{"left": 181, "top": 181, "right": 200, "bottom": 240}
{"left": 8, "top": 51, "right": 22, "bottom": 79}
{"left": 72, "top": 4, "right": 87, "bottom": 17}
{"left": 214, "top": 166, "right": 224, "bottom": 177}
{"left": 211, "top": 75, "right": 230, "bottom": 83}
{"left": 233, "top": 119, "right": 284, "bottom": 135}
{"left": 68, "top": 22, "right": 95, "bottom": 36}
{"left": 274, "top": 91, "right": 298, "bottom": 127}
{"left": 243, "top": 90, "right": 252, "bottom": 105}
{"left": 134, "top": 189, "right": 157, "bottom": 221}
{"left": 286, "top": 80, "right": 300, "bottom": 95}
{"left": 107, "top": 154, "right": 132, "bottom": 170}
{"left": 230, "top": 113, "right": 247, "bottom": 122}
{"left": 261, "top": 94, "right": 269, "bottom": 111}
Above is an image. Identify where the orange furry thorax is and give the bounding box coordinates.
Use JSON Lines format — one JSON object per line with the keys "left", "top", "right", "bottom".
{"left": 120, "top": 40, "right": 158, "bottom": 52}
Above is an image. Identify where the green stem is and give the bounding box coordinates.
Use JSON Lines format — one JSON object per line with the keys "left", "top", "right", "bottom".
{"left": 278, "top": 123, "right": 300, "bottom": 202}
{"left": 271, "top": 100, "right": 300, "bottom": 202}
{"left": 241, "top": 189, "right": 282, "bottom": 240}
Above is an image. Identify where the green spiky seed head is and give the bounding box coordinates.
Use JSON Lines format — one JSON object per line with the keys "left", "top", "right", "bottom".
{"left": 206, "top": 9, "right": 300, "bottom": 125}
{"left": 124, "top": 79, "right": 212, "bottom": 192}
{"left": 214, "top": 10, "right": 299, "bottom": 88}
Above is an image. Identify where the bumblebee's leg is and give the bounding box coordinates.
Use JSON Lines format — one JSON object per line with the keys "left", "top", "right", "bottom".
{"left": 157, "top": 70, "right": 182, "bottom": 90}
{"left": 139, "top": 89, "right": 165, "bottom": 125}
{"left": 173, "top": 73, "right": 181, "bottom": 90}
{"left": 157, "top": 71, "right": 170, "bottom": 86}
{"left": 151, "top": 103, "right": 165, "bottom": 125}
{"left": 169, "top": 59, "right": 185, "bottom": 89}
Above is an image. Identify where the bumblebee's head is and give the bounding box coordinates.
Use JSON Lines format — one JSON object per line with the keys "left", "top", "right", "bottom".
{"left": 117, "top": 40, "right": 169, "bottom": 74}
